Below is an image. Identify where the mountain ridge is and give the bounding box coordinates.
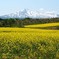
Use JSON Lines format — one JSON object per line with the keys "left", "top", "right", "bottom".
{"left": 0, "top": 9, "right": 59, "bottom": 19}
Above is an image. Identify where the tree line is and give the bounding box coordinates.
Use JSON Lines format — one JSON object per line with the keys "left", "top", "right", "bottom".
{"left": 0, "top": 18, "right": 59, "bottom": 27}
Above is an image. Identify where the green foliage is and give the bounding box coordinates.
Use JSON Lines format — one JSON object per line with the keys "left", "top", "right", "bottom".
{"left": 0, "top": 18, "right": 59, "bottom": 27}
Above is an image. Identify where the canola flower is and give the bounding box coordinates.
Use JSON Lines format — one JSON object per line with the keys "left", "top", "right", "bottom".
{"left": 0, "top": 23, "right": 59, "bottom": 59}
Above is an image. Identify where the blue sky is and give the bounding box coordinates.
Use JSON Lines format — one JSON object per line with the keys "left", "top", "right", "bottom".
{"left": 0, "top": 0, "right": 59, "bottom": 15}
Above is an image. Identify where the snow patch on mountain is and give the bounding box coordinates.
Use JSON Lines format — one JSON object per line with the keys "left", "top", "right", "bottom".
{"left": 0, "top": 9, "right": 59, "bottom": 19}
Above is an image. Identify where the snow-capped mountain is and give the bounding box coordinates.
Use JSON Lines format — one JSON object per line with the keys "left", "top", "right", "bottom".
{"left": 0, "top": 9, "right": 59, "bottom": 19}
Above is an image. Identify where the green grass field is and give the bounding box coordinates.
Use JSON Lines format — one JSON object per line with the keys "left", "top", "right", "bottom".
{"left": 0, "top": 23, "right": 59, "bottom": 59}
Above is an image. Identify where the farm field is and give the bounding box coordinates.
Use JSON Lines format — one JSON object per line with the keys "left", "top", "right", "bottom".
{"left": 0, "top": 23, "right": 59, "bottom": 59}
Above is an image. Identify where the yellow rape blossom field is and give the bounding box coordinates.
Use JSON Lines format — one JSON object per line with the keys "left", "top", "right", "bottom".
{"left": 0, "top": 23, "right": 59, "bottom": 59}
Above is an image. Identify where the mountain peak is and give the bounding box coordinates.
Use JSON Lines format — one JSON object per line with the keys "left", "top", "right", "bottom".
{"left": 0, "top": 9, "right": 59, "bottom": 19}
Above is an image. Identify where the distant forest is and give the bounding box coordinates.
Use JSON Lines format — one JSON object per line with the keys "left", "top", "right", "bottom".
{"left": 0, "top": 18, "right": 59, "bottom": 27}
